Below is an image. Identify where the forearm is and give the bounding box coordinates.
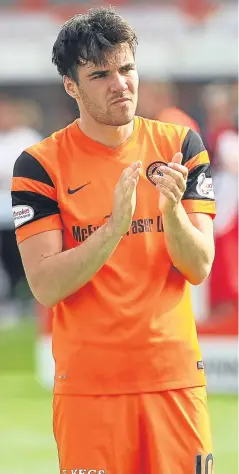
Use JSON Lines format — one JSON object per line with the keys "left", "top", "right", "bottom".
{"left": 162, "top": 203, "right": 214, "bottom": 285}
{"left": 32, "top": 220, "right": 121, "bottom": 307}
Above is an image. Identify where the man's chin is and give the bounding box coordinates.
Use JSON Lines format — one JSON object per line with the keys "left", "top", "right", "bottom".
{"left": 105, "top": 111, "right": 135, "bottom": 127}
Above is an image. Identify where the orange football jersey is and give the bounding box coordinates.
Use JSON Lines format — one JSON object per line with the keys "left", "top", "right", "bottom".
{"left": 11, "top": 117, "right": 216, "bottom": 394}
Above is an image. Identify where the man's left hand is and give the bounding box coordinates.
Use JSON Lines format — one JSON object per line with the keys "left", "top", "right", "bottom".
{"left": 154, "top": 152, "right": 188, "bottom": 214}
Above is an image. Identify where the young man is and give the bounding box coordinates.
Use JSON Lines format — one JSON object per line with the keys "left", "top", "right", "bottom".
{"left": 11, "top": 7, "right": 215, "bottom": 474}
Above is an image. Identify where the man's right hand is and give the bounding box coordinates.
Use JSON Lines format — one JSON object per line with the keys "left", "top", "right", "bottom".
{"left": 109, "top": 160, "right": 142, "bottom": 237}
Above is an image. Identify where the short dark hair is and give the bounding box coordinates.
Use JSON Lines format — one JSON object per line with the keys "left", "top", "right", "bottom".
{"left": 52, "top": 7, "right": 138, "bottom": 83}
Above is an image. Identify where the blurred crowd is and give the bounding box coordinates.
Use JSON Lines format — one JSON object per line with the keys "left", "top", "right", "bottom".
{"left": 0, "top": 79, "right": 237, "bottom": 331}
{"left": 0, "top": 0, "right": 236, "bottom": 8}
{"left": 0, "top": 97, "right": 43, "bottom": 320}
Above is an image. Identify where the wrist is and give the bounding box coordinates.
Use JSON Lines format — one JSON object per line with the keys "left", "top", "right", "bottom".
{"left": 104, "top": 216, "right": 123, "bottom": 240}
{"left": 162, "top": 202, "right": 182, "bottom": 220}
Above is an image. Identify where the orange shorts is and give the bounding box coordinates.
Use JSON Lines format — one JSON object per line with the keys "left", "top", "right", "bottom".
{"left": 53, "top": 386, "right": 213, "bottom": 474}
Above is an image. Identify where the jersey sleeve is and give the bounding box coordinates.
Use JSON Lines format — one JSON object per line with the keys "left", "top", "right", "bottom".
{"left": 11, "top": 151, "right": 63, "bottom": 244}
{"left": 181, "top": 129, "right": 216, "bottom": 217}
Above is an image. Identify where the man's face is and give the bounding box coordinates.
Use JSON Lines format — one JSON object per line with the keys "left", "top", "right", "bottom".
{"left": 72, "top": 44, "right": 139, "bottom": 126}
{"left": 0, "top": 100, "right": 19, "bottom": 131}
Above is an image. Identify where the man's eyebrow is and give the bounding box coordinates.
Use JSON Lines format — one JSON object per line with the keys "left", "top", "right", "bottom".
{"left": 119, "top": 62, "right": 135, "bottom": 69}
{"left": 87, "top": 69, "right": 110, "bottom": 77}
{"left": 87, "top": 63, "right": 135, "bottom": 77}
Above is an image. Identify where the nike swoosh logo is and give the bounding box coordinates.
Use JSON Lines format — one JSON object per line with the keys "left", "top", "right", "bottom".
{"left": 68, "top": 182, "right": 91, "bottom": 195}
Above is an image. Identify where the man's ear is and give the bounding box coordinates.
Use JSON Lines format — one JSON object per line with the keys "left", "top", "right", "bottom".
{"left": 63, "top": 76, "right": 79, "bottom": 99}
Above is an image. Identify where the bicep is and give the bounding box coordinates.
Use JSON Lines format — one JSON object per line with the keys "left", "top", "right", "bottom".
{"left": 19, "top": 229, "right": 63, "bottom": 281}
{"left": 12, "top": 150, "right": 64, "bottom": 280}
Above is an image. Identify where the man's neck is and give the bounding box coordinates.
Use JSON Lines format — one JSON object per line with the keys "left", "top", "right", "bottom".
{"left": 77, "top": 117, "right": 135, "bottom": 149}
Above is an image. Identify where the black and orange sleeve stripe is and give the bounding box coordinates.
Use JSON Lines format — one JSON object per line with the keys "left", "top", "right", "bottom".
{"left": 181, "top": 129, "right": 216, "bottom": 217}
{"left": 11, "top": 151, "right": 63, "bottom": 244}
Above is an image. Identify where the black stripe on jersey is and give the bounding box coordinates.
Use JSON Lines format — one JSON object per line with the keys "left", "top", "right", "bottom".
{"left": 13, "top": 151, "right": 54, "bottom": 188}
{"left": 181, "top": 129, "right": 206, "bottom": 165}
{"left": 12, "top": 190, "right": 60, "bottom": 228}
{"left": 183, "top": 164, "right": 215, "bottom": 201}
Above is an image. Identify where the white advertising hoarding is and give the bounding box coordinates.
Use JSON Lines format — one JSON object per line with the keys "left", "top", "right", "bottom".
{"left": 199, "top": 336, "right": 238, "bottom": 394}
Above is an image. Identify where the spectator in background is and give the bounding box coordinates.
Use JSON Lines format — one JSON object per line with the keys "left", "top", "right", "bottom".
{"left": 0, "top": 96, "right": 43, "bottom": 320}
{"left": 202, "top": 83, "right": 237, "bottom": 166}
{"left": 136, "top": 81, "right": 178, "bottom": 119}
{"left": 157, "top": 106, "right": 200, "bottom": 133}
{"left": 178, "top": 0, "right": 219, "bottom": 22}
{"left": 209, "top": 130, "right": 238, "bottom": 325}
{"left": 0, "top": 97, "right": 43, "bottom": 191}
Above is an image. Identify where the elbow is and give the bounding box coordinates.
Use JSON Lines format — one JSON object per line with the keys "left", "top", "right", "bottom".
{"left": 186, "top": 247, "right": 215, "bottom": 286}
{"left": 36, "top": 296, "right": 56, "bottom": 309}
{"left": 32, "top": 289, "right": 56, "bottom": 309}
{"left": 187, "top": 262, "right": 213, "bottom": 286}
{"left": 29, "top": 275, "right": 57, "bottom": 308}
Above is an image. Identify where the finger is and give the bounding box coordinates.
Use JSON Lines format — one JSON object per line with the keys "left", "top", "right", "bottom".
{"left": 131, "top": 160, "right": 142, "bottom": 170}
{"left": 125, "top": 174, "right": 139, "bottom": 190}
{"left": 120, "top": 161, "right": 142, "bottom": 183}
{"left": 157, "top": 166, "right": 187, "bottom": 192}
{"left": 125, "top": 177, "right": 137, "bottom": 198}
{"left": 155, "top": 176, "right": 182, "bottom": 200}
{"left": 156, "top": 183, "right": 177, "bottom": 203}
{"left": 123, "top": 169, "right": 141, "bottom": 190}
{"left": 171, "top": 152, "right": 183, "bottom": 165}
{"left": 168, "top": 162, "right": 188, "bottom": 180}
{"left": 131, "top": 167, "right": 141, "bottom": 179}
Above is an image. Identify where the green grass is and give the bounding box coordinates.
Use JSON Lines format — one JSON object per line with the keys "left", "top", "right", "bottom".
{"left": 0, "top": 373, "right": 58, "bottom": 474}
{"left": 0, "top": 317, "right": 35, "bottom": 372}
{"left": 0, "top": 319, "right": 238, "bottom": 474}
{"left": 208, "top": 395, "right": 238, "bottom": 473}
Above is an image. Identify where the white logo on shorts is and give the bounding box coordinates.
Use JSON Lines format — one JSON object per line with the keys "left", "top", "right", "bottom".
{"left": 13, "top": 205, "right": 34, "bottom": 228}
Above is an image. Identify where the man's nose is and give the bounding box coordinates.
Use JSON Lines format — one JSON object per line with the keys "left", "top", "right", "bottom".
{"left": 109, "top": 72, "right": 128, "bottom": 93}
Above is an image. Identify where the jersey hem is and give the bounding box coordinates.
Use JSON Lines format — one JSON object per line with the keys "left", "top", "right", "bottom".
{"left": 53, "top": 377, "right": 207, "bottom": 396}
